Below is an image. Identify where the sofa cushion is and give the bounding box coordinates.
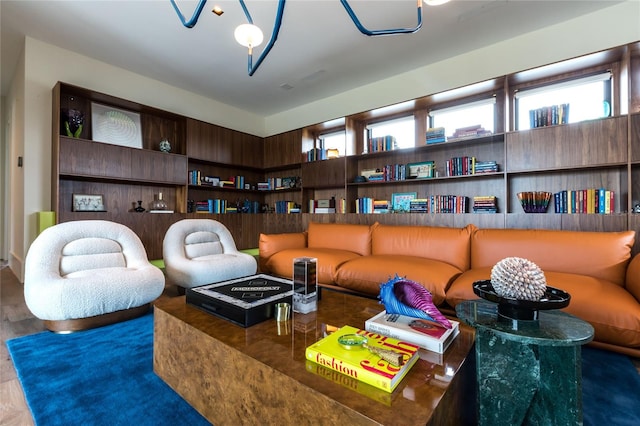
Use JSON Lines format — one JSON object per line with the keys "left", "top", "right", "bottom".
{"left": 371, "top": 223, "right": 474, "bottom": 272}
{"left": 470, "top": 228, "right": 635, "bottom": 286}
{"left": 265, "top": 248, "right": 361, "bottom": 285}
{"left": 307, "top": 222, "right": 372, "bottom": 256}
{"left": 259, "top": 232, "right": 307, "bottom": 272}
{"left": 334, "top": 255, "right": 464, "bottom": 303}
{"left": 447, "top": 269, "right": 640, "bottom": 349}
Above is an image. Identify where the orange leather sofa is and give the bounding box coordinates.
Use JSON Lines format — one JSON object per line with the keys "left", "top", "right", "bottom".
{"left": 259, "top": 222, "right": 640, "bottom": 356}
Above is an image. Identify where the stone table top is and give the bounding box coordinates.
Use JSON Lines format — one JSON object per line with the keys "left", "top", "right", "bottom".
{"left": 456, "top": 299, "right": 594, "bottom": 347}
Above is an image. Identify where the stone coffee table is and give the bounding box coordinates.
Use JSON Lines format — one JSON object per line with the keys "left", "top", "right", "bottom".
{"left": 154, "top": 290, "right": 476, "bottom": 425}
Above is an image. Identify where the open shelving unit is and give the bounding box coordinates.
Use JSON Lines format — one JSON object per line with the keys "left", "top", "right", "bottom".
{"left": 51, "top": 41, "right": 640, "bottom": 257}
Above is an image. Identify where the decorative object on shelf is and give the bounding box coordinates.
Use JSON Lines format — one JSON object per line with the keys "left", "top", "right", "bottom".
{"left": 379, "top": 275, "right": 451, "bottom": 329}
{"left": 91, "top": 102, "right": 143, "bottom": 149}
{"left": 72, "top": 194, "right": 105, "bottom": 212}
{"left": 473, "top": 280, "right": 570, "bottom": 323}
{"left": 518, "top": 191, "right": 552, "bottom": 213}
{"left": 634, "top": 203, "right": 640, "bottom": 214}
{"left": 170, "top": 0, "right": 448, "bottom": 76}
{"left": 490, "top": 257, "right": 547, "bottom": 301}
{"left": 133, "top": 201, "right": 146, "bottom": 213}
{"left": 62, "top": 109, "right": 84, "bottom": 138}
{"left": 150, "top": 193, "right": 168, "bottom": 211}
{"left": 391, "top": 192, "right": 417, "bottom": 212}
{"left": 406, "top": 161, "right": 435, "bottom": 179}
{"left": 159, "top": 139, "right": 171, "bottom": 153}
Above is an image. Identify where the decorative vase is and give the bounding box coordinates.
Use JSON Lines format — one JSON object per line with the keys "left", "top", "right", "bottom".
{"left": 151, "top": 193, "right": 168, "bottom": 211}
{"left": 159, "top": 139, "right": 171, "bottom": 153}
{"left": 62, "top": 108, "right": 84, "bottom": 138}
{"left": 134, "top": 200, "right": 145, "bottom": 212}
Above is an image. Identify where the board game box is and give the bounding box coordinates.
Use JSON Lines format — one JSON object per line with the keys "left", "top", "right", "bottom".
{"left": 186, "top": 274, "right": 294, "bottom": 327}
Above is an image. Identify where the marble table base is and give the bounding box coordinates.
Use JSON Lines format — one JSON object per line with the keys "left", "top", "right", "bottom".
{"left": 476, "top": 328, "right": 583, "bottom": 425}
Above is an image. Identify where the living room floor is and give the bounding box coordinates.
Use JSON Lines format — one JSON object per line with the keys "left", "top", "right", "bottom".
{"left": 2, "top": 263, "right": 640, "bottom": 425}
{"left": 0, "top": 263, "right": 182, "bottom": 425}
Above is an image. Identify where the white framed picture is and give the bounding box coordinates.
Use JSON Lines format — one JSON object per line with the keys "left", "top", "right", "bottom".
{"left": 72, "top": 194, "right": 106, "bottom": 212}
{"left": 91, "top": 102, "right": 143, "bottom": 149}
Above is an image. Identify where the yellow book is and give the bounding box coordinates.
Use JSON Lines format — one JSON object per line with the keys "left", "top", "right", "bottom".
{"left": 305, "top": 325, "right": 420, "bottom": 393}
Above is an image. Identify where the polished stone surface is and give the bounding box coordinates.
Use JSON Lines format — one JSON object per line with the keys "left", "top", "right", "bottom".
{"left": 456, "top": 300, "right": 595, "bottom": 426}
{"left": 154, "top": 290, "right": 477, "bottom": 425}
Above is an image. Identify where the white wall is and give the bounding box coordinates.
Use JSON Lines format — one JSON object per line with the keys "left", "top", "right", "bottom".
{"left": 5, "top": 0, "right": 640, "bottom": 281}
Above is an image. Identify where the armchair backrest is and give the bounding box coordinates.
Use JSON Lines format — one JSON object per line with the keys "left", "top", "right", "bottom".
{"left": 25, "top": 220, "right": 151, "bottom": 279}
{"left": 164, "top": 219, "right": 238, "bottom": 260}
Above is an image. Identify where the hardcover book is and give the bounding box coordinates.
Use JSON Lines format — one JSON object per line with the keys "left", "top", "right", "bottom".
{"left": 305, "top": 325, "right": 420, "bottom": 393}
{"left": 365, "top": 311, "right": 460, "bottom": 354}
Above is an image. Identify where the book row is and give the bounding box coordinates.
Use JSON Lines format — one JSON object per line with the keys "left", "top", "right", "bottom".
{"left": 188, "top": 170, "right": 301, "bottom": 192}
{"left": 365, "top": 132, "right": 398, "bottom": 153}
{"left": 553, "top": 189, "right": 614, "bottom": 214}
{"left": 529, "top": 103, "right": 569, "bottom": 128}
{"left": 444, "top": 157, "right": 499, "bottom": 177}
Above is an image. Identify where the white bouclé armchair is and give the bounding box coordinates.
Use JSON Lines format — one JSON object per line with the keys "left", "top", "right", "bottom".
{"left": 163, "top": 219, "right": 257, "bottom": 291}
{"left": 24, "top": 220, "right": 166, "bottom": 332}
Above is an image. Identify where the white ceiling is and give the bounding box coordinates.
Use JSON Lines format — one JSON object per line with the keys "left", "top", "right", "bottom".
{"left": 0, "top": 0, "right": 625, "bottom": 117}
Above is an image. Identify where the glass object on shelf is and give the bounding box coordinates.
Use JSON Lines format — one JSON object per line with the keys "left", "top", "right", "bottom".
{"left": 151, "top": 193, "right": 168, "bottom": 211}
{"left": 134, "top": 200, "right": 146, "bottom": 212}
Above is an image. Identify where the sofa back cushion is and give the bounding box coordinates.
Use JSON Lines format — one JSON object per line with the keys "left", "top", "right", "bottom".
{"left": 471, "top": 228, "right": 635, "bottom": 286}
{"left": 307, "top": 222, "right": 371, "bottom": 256}
{"left": 371, "top": 223, "right": 474, "bottom": 271}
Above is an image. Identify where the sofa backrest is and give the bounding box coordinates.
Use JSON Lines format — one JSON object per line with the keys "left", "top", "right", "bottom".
{"left": 371, "top": 223, "right": 475, "bottom": 272}
{"left": 471, "top": 228, "right": 635, "bottom": 286}
{"left": 307, "top": 222, "right": 372, "bottom": 256}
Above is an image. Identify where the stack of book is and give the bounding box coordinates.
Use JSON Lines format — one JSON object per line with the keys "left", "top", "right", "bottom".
{"left": 448, "top": 125, "right": 492, "bottom": 141}
{"left": 305, "top": 325, "right": 420, "bottom": 393}
{"left": 474, "top": 160, "right": 499, "bottom": 174}
{"left": 409, "top": 198, "right": 429, "bottom": 213}
{"left": 309, "top": 198, "right": 336, "bottom": 214}
{"left": 473, "top": 195, "right": 498, "bottom": 213}
{"left": 365, "top": 311, "right": 460, "bottom": 354}
{"left": 372, "top": 200, "right": 390, "bottom": 214}
{"left": 426, "top": 127, "right": 446, "bottom": 144}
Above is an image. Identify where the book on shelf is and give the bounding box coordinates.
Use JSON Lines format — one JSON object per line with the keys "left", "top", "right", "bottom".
{"left": 365, "top": 311, "right": 460, "bottom": 354}
{"left": 305, "top": 325, "right": 420, "bottom": 393}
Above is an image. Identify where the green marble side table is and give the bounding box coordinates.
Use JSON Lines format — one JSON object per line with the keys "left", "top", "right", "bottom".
{"left": 456, "top": 299, "right": 594, "bottom": 426}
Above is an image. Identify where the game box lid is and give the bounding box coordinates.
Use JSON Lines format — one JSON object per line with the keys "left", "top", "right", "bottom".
{"left": 186, "top": 274, "right": 294, "bottom": 327}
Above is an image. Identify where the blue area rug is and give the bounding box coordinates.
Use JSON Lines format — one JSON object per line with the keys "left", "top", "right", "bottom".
{"left": 6, "top": 313, "right": 210, "bottom": 426}
{"left": 582, "top": 346, "right": 640, "bottom": 426}
{"left": 6, "top": 313, "right": 640, "bottom": 425}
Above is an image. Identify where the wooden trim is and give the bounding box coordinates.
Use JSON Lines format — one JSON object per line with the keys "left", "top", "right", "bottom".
{"left": 44, "top": 303, "right": 152, "bottom": 333}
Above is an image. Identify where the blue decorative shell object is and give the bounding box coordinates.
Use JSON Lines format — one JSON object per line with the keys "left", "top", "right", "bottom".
{"left": 379, "top": 275, "right": 452, "bottom": 329}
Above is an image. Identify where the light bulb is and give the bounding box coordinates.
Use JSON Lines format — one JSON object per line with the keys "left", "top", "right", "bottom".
{"left": 234, "top": 24, "right": 264, "bottom": 48}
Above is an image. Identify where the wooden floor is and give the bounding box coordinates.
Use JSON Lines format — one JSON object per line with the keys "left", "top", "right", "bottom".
{"left": 2, "top": 263, "right": 640, "bottom": 425}
{"left": 0, "top": 263, "right": 182, "bottom": 425}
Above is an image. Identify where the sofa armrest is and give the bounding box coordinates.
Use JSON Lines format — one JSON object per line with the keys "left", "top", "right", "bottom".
{"left": 626, "top": 254, "right": 640, "bottom": 302}
{"left": 259, "top": 232, "right": 307, "bottom": 271}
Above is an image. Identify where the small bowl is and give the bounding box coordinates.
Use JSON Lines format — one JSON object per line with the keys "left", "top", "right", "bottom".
{"left": 518, "top": 191, "right": 552, "bottom": 213}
